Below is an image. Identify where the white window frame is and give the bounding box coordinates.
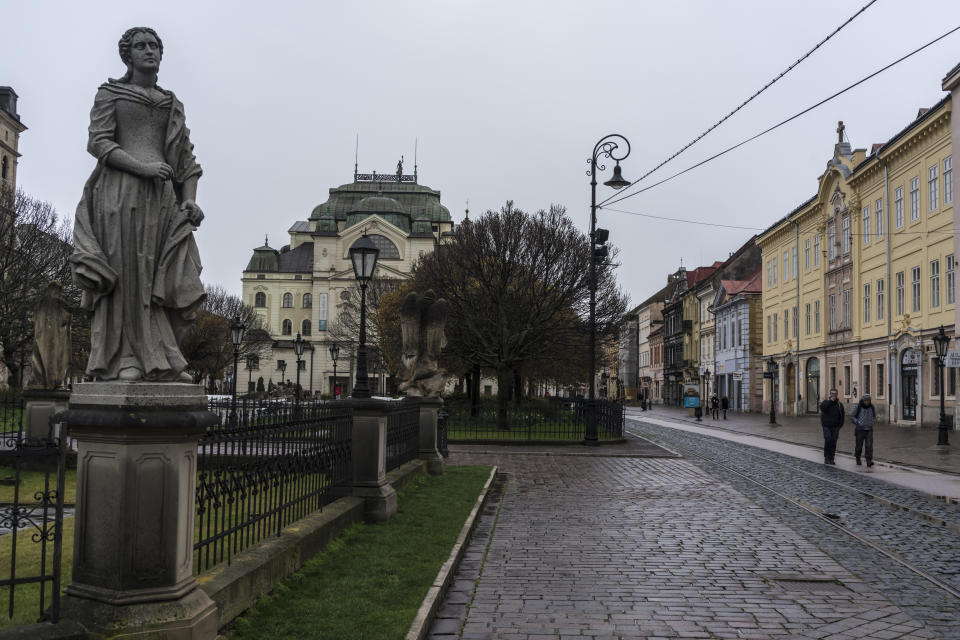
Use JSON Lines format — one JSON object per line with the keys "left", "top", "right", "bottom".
{"left": 792, "top": 246, "right": 798, "bottom": 279}
{"left": 931, "top": 259, "right": 941, "bottom": 308}
{"left": 877, "top": 279, "right": 885, "bottom": 321}
{"left": 814, "top": 299, "right": 821, "bottom": 333}
{"left": 863, "top": 206, "right": 870, "bottom": 244}
{"left": 895, "top": 186, "right": 904, "bottom": 229}
{"left": 896, "top": 271, "right": 905, "bottom": 316}
{"left": 875, "top": 198, "right": 883, "bottom": 238}
{"left": 804, "top": 239, "right": 810, "bottom": 270}
{"left": 945, "top": 156, "right": 953, "bottom": 205}
{"left": 805, "top": 303, "right": 811, "bottom": 335}
{"left": 930, "top": 165, "right": 939, "bottom": 211}
{"left": 912, "top": 266, "right": 921, "bottom": 312}
{"left": 842, "top": 217, "right": 851, "bottom": 254}
{"left": 863, "top": 283, "right": 871, "bottom": 323}
{"left": 948, "top": 254, "right": 955, "bottom": 305}
{"left": 911, "top": 177, "right": 920, "bottom": 221}
{"left": 813, "top": 234, "right": 821, "bottom": 266}
{"left": 828, "top": 225, "right": 836, "bottom": 260}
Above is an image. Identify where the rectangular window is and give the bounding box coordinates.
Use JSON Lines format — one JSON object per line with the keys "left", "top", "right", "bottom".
{"left": 864, "top": 364, "right": 871, "bottom": 396}
{"left": 773, "top": 314, "right": 778, "bottom": 341}
{"left": 792, "top": 246, "right": 798, "bottom": 279}
{"left": 911, "top": 177, "right": 920, "bottom": 220}
{"left": 912, "top": 266, "right": 921, "bottom": 312}
{"left": 878, "top": 363, "right": 884, "bottom": 397}
{"left": 945, "top": 156, "right": 953, "bottom": 205}
{"left": 804, "top": 239, "right": 810, "bottom": 270}
{"left": 863, "top": 206, "right": 870, "bottom": 244}
{"left": 767, "top": 261, "right": 772, "bottom": 287}
{"left": 877, "top": 279, "right": 885, "bottom": 321}
{"left": 930, "top": 165, "right": 939, "bottom": 211}
{"left": 784, "top": 251, "right": 790, "bottom": 281}
{"left": 844, "top": 365, "right": 851, "bottom": 394}
{"left": 767, "top": 315, "right": 771, "bottom": 343}
{"left": 863, "top": 283, "right": 871, "bottom": 323}
{"left": 951, "top": 367, "right": 957, "bottom": 397}
{"left": 931, "top": 259, "right": 940, "bottom": 308}
{"left": 876, "top": 199, "right": 883, "bottom": 238}
{"left": 897, "top": 271, "right": 905, "bottom": 316}
{"left": 793, "top": 306, "right": 798, "bottom": 338}
{"left": 830, "top": 367, "right": 837, "bottom": 391}
{"left": 828, "top": 225, "right": 836, "bottom": 260}
{"left": 737, "top": 317, "right": 742, "bottom": 347}
{"left": 842, "top": 217, "right": 851, "bottom": 254}
{"left": 805, "top": 303, "right": 811, "bottom": 335}
{"left": 783, "top": 310, "right": 788, "bottom": 338}
{"left": 842, "top": 289, "right": 851, "bottom": 328}
{"left": 948, "top": 255, "right": 955, "bottom": 305}
{"left": 814, "top": 300, "right": 821, "bottom": 333}
{"left": 829, "top": 294, "right": 836, "bottom": 331}
{"left": 895, "top": 186, "right": 904, "bottom": 228}
{"left": 773, "top": 258, "right": 778, "bottom": 285}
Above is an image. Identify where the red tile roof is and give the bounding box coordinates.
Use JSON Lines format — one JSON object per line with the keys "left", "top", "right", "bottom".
{"left": 720, "top": 267, "right": 762, "bottom": 296}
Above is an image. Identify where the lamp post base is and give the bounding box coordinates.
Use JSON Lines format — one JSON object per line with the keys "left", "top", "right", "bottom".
{"left": 938, "top": 414, "right": 951, "bottom": 446}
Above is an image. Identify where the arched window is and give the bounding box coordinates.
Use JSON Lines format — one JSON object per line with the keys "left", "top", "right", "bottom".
{"left": 282, "top": 292, "right": 293, "bottom": 308}
{"left": 1, "top": 156, "right": 7, "bottom": 180}
{"left": 303, "top": 293, "right": 312, "bottom": 308}
{"left": 352, "top": 234, "right": 400, "bottom": 259}
{"left": 254, "top": 292, "right": 266, "bottom": 307}
{"left": 281, "top": 319, "right": 292, "bottom": 335}
{"left": 301, "top": 319, "right": 311, "bottom": 337}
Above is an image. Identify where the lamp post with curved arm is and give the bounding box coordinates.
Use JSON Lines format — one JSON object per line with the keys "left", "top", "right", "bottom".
{"left": 585, "top": 134, "right": 631, "bottom": 444}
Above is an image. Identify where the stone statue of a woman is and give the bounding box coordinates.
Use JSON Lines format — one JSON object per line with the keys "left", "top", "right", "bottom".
{"left": 70, "top": 27, "right": 206, "bottom": 382}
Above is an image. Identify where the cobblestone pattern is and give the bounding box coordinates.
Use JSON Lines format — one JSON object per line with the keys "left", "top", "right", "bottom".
{"left": 428, "top": 450, "right": 933, "bottom": 639}
{"left": 627, "top": 419, "right": 960, "bottom": 638}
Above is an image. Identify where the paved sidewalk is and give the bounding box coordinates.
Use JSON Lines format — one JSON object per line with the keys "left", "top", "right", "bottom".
{"left": 638, "top": 405, "right": 960, "bottom": 475}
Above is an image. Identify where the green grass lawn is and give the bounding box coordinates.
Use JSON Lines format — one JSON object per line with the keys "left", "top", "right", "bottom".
{"left": 0, "top": 467, "right": 76, "bottom": 505}
{"left": 226, "top": 465, "right": 493, "bottom": 640}
{"left": 0, "top": 517, "right": 73, "bottom": 627}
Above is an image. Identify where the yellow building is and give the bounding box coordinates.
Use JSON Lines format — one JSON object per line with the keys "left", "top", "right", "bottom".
{"left": 760, "top": 94, "right": 955, "bottom": 425}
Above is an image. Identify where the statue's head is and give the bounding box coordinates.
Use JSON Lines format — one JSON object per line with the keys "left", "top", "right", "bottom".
{"left": 116, "top": 27, "right": 164, "bottom": 82}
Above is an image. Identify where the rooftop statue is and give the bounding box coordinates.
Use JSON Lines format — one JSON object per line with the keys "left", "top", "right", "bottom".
{"left": 398, "top": 290, "right": 448, "bottom": 398}
{"left": 70, "top": 27, "right": 205, "bottom": 382}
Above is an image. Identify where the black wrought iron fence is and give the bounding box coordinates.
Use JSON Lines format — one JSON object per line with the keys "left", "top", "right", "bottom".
{"left": 437, "top": 408, "right": 449, "bottom": 458}
{"left": 445, "top": 398, "right": 624, "bottom": 442}
{"left": 0, "top": 392, "right": 67, "bottom": 624}
{"left": 386, "top": 399, "right": 420, "bottom": 472}
{"left": 195, "top": 398, "right": 352, "bottom": 573}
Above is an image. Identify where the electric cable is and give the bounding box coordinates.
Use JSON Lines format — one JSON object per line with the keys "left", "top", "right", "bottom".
{"left": 598, "top": 24, "right": 960, "bottom": 210}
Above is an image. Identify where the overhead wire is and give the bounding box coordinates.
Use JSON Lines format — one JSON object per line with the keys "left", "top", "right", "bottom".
{"left": 616, "top": 0, "right": 879, "bottom": 196}
{"left": 598, "top": 24, "right": 960, "bottom": 210}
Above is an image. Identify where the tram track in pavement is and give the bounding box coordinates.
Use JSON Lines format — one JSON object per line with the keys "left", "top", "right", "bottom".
{"left": 625, "top": 417, "right": 960, "bottom": 607}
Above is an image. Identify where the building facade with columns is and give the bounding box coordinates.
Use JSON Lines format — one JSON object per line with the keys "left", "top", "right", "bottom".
{"left": 241, "top": 166, "right": 453, "bottom": 396}
{"left": 761, "top": 90, "right": 956, "bottom": 426}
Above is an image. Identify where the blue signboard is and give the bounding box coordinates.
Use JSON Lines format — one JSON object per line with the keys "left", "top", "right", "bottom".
{"left": 683, "top": 396, "right": 700, "bottom": 408}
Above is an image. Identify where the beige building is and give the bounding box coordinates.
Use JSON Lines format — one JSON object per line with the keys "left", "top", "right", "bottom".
{"left": 241, "top": 166, "right": 454, "bottom": 396}
{"left": 0, "top": 87, "right": 25, "bottom": 192}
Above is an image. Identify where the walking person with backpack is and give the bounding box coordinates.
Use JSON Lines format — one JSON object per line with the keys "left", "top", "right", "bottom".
{"left": 819, "top": 388, "right": 844, "bottom": 465}
{"left": 851, "top": 393, "right": 876, "bottom": 467}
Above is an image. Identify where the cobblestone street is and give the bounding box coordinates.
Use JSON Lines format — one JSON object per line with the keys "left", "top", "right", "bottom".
{"left": 428, "top": 421, "right": 959, "bottom": 639}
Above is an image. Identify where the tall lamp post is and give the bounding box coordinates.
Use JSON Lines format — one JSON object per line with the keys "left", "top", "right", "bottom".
{"left": 767, "top": 356, "right": 778, "bottom": 425}
{"left": 278, "top": 360, "right": 287, "bottom": 387}
{"left": 228, "top": 316, "right": 246, "bottom": 426}
{"left": 293, "top": 332, "right": 305, "bottom": 406}
{"left": 586, "top": 134, "right": 631, "bottom": 444}
{"left": 934, "top": 325, "right": 951, "bottom": 446}
{"left": 349, "top": 235, "right": 380, "bottom": 399}
{"left": 329, "top": 343, "right": 340, "bottom": 399}
{"left": 246, "top": 354, "right": 256, "bottom": 394}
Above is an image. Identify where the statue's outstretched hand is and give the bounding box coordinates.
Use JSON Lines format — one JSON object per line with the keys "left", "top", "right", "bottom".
{"left": 181, "top": 200, "right": 204, "bottom": 226}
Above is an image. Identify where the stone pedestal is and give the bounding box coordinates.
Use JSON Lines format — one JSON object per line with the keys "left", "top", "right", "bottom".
{"left": 22, "top": 389, "right": 70, "bottom": 441}
{"left": 59, "top": 382, "right": 218, "bottom": 640}
{"left": 416, "top": 396, "right": 445, "bottom": 476}
{"left": 344, "top": 397, "right": 397, "bottom": 522}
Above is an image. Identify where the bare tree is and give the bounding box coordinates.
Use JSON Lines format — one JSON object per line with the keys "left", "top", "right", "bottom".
{"left": 0, "top": 185, "right": 77, "bottom": 386}
{"left": 180, "top": 284, "right": 272, "bottom": 391}
{"left": 413, "top": 201, "right": 628, "bottom": 427}
{"left": 328, "top": 277, "right": 404, "bottom": 378}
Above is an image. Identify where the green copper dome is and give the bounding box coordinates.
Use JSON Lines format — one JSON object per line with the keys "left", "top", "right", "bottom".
{"left": 245, "top": 241, "right": 279, "bottom": 272}
{"left": 315, "top": 213, "right": 338, "bottom": 234}
{"left": 411, "top": 217, "right": 433, "bottom": 234}
{"left": 345, "top": 195, "right": 410, "bottom": 231}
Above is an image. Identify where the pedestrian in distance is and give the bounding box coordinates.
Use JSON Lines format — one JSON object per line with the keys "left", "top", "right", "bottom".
{"left": 721, "top": 395, "right": 729, "bottom": 419}
{"left": 819, "top": 388, "right": 844, "bottom": 465}
{"left": 851, "top": 393, "right": 875, "bottom": 467}
{"left": 710, "top": 394, "right": 720, "bottom": 419}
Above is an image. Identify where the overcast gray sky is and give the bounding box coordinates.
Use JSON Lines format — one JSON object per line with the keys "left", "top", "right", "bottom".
{"left": 6, "top": 1, "right": 960, "bottom": 307}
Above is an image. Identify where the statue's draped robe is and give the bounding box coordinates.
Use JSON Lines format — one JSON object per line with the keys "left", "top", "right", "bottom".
{"left": 71, "top": 81, "right": 205, "bottom": 380}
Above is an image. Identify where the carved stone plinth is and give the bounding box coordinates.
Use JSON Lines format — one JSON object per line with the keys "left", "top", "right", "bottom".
{"left": 417, "top": 397, "right": 445, "bottom": 476}
{"left": 344, "top": 397, "right": 397, "bottom": 522}
{"left": 60, "top": 382, "right": 218, "bottom": 640}
{"left": 22, "top": 389, "right": 70, "bottom": 441}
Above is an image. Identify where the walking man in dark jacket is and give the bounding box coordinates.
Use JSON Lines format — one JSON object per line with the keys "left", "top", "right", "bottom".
{"left": 710, "top": 394, "right": 720, "bottom": 419}
{"left": 851, "top": 393, "right": 875, "bottom": 467}
{"left": 819, "top": 388, "right": 844, "bottom": 465}
{"left": 721, "top": 395, "right": 729, "bottom": 419}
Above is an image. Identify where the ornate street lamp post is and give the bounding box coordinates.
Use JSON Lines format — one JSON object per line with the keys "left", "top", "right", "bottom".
{"left": 293, "top": 332, "right": 305, "bottom": 407}
{"left": 329, "top": 343, "right": 340, "bottom": 399}
{"left": 767, "top": 356, "right": 778, "bottom": 425}
{"left": 246, "top": 354, "right": 256, "bottom": 394}
{"left": 934, "top": 325, "right": 951, "bottom": 446}
{"left": 278, "top": 360, "right": 287, "bottom": 386}
{"left": 586, "top": 134, "right": 631, "bottom": 444}
{"left": 349, "top": 235, "right": 380, "bottom": 399}
{"left": 229, "top": 315, "right": 246, "bottom": 426}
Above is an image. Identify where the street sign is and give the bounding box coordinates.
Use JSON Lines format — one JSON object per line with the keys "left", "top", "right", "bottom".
{"left": 946, "top": 350, "right": 960, "bottom": 368}
{"left": 732, "top": 372, "right": 743, "bottom": 381}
